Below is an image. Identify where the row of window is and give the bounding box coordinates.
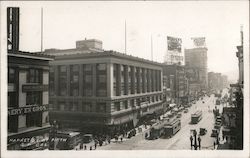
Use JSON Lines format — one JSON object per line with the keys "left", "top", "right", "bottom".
{"left": 8, "top": 67, "right": 43, "bottom": 84}
{"left": 50, "top": 64, "right": 107, "bottom": 97}
{"left": 111, "top": 94, "right": 162, "bottom": 112}
{"left": 51, "top": 101, "right": 107, "bottom": 113}
{"left": 113, "top": 64, "right": 162, "bottom": 96}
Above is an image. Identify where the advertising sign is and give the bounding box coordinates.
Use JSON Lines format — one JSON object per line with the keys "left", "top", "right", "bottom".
{"left": 167, "top": 36, "right": 182, "bottom": 53}
{"left": 22, "top": 84, "right": 49, "bottom": 92}
{"left": 8, "top": 104, "right": 49, "bottom": 116}
{"left": 191, "top": 37, "right": 206, "bottom": 47}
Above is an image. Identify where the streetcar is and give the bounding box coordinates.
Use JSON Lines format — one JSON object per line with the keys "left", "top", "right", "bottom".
{"left": 148, "top": 117, "right": 181, "bottom": 139}
{"left": 49, "top": 131, "right": 82, "bottom": 150}
{"left": 191, "top": 110, "right": 202, "bottom": 124}
{"left": 163, "top": 118, "right": 181, "bottom": 138}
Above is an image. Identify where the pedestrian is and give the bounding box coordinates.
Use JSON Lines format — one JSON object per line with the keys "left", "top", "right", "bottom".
{"left": 198, "top": 136, "right": 201, "bottom": 150}
{"left": 84, "top": 145, "right": 87, "bottom": 150}
{"left": 94, "top": 142, "right": 97, "bottom": 150}
{"left": 213, "top": 141, "right": 216, "bottom": 149}
{"left": 90, "top": 146, "right": 92, "bottom": 150}
{"left": 120, "top": 136, "right": 123, "bottom": 142}
{"left": 145, "top": 132, "right": 148, "bottom": 139}
{"left": 108, "top": 137, "right": 111, "bottom": 144}
{"left": 190, "top": 135, "right": 193, "bottom": 149}
{"left": 80, "top": 143, "right": 83, "bottom": 150}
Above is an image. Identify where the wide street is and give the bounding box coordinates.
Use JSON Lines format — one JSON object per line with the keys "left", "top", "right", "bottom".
{"left": 97, "top": 94, "right": 221, "bottom": 150}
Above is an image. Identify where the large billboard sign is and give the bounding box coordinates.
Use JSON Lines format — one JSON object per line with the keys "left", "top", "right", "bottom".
{"left": 191, "top": 37, "right": 206, "bottom": 47}
{"left": 167, "top": 36, "right": 182, "bottom": 53}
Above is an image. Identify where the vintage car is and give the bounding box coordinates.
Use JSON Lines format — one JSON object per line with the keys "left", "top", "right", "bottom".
{"left": 211, "top": 129, "right": 219, "bottom": 137}
{"left": 199, "top": 128, "right": 207, "bottom": 136}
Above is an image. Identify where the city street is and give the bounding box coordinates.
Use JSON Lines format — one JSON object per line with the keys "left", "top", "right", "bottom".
{"left": 97, "top": 95, "right": 219, "bottom": 150}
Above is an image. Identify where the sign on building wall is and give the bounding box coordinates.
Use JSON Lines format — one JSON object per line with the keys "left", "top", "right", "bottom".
{"left": 22, "top": 84, "right": 49, "bottom": 92}
{"left": 8, "top": 104, "right": 49, "bottom": 116}
{"left": 191, "top": 37, "right": 206, "bottom": 47}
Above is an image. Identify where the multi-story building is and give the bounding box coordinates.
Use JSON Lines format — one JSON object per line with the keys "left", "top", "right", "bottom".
{"left": 162, "top": 64, "right": 188, "bottom": 106}
{"left": 45, "top": 39, "right": 163, "bottom": 135}
{"left": 185, "top": 47, "right": 208, "bottom": 94}
{"left": 8, "top": 51, "right": 54, "bottom": 150}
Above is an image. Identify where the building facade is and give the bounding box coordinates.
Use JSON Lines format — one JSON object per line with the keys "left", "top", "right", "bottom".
{"left": 8, "top": 51, "right": 54, "bottom": 150}
{"left": 185, "top": 47, "right": 208, "bottom": 94}
{"left": 162, "top": 64, "right": 188, "bottom": 106}
{"left": 45, "top": 41, "right": 163, "bottom": 134}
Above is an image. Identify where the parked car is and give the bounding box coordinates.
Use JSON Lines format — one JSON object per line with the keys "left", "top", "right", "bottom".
{"left": 210, "top": 129, "right": 218, "bottom": 137}
{"left": 199, "top": 128, "right": 207, "bottom": 136}
{"left": 177, "top": 113, "right": 182, "bottom": 118}
{"left": 184, "top": 109, "right": 188, "bottom": 113}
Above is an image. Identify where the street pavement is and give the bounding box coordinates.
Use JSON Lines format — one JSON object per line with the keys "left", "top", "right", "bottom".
{"left": 95, "top": 94, "right": 222, "bottom": 150}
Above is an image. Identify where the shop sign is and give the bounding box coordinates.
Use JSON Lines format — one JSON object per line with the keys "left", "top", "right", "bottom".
{"left": 22, "top": 84, "right": 48, "bottom": 92}
{"left": 8, "top": 104, "right": 49, "bottom": 116}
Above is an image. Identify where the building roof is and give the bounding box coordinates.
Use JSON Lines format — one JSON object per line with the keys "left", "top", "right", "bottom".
{"left": 8, "top": 51, "right": 54, "bottom": 61}
{"left": 51, "top": 50, "right": 163, "bottom": 66}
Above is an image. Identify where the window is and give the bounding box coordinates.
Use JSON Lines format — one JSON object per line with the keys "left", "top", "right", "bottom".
{"left": 115, "top": 102, "right": 120, "bottom": 111}
{"left": 85, "top": 75, "right": 92, "bottom": 83}
{"left": 26, "top": 92, "right": 42, "bottom": 105}
{"left": 124, "top": 101, "right": 128, "bottom": 109}
{"left": 85, "top": 102, "right": 92, "bottom": 112}
{"left": 84, "top": 89, "right": 92, "bottom": 96}
{"left": 49, "top": 67, "right": 55, "bottom": 96}
{"left": 8, "top": 92, "right": 17, "bottom": 108}
{"left": 98, "top": 75, "right": 107, "bottom": 83}
{"left": 130, "top": 99, "right": 134, "bottom": 107}
{"left": 8, "top": 68, "right": 16, "bottom": 83}
{"left": 70, "top": 65, "right": 79, "bottom": 96}
{"left": 59, "top": 66, "right": 67, "bottom": 96}
{"left": 26, "top": 113, "right": 39, "bottom": 127}
{"left": 97, "top": 63, "right": 106, "bottom": 71}
{"left": 96, "top": 103, "right": 106, "bottom": 113}
{"left": 27, "top": 68, "right": 41, "bottom": 83}
{"left": 84, "top": 64, "right": 92, "bottom": 71}
{"left": 97, "top": 89, "right": 107, "bottom": 97}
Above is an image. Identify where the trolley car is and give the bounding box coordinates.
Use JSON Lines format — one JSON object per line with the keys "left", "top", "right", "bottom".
{"left": 191, "top": 110, "right": 202, "bottom": 124}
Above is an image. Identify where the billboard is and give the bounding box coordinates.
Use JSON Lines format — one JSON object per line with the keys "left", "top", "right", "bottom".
{"left": 167, "top": 36, "right": 182, "bottom": 53}
{"left": 191, "top": 37, "right": 206, "bottom": 47}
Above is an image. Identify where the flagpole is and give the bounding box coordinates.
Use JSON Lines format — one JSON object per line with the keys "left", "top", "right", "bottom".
{"left": 41, "top": 7, "right": 43, "bottom": 53}
{"left": 151, "top": 34, "right": 153, "bottom": 61}
{"left": 125, "top": 20, "right": 127, "bottom": 54}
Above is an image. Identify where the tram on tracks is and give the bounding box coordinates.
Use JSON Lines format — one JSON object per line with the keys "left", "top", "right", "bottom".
{"left": 191, "top": 110, "right": 202, "bottom": 124}
{"left": 148, "top": 117, "right": 181, "bottom": 140}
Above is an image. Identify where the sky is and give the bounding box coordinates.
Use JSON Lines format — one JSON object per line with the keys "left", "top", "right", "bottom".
{"left": 1, "top": 1, "right": 249, "bottom": 82}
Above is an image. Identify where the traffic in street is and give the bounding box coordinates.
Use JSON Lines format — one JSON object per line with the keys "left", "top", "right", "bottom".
{"left": 96, "top": 92, "right": 225, "bottom": 150}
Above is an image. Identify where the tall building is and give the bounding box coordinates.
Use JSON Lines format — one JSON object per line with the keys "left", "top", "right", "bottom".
{"left": 8, "top": 51, "right": 54, "bottom": 150}
{"left": 162, "top": 64, "right": 188, "bottom": 105}
{"left": 45, "top": 39, "right": 163, "bottom": 135}
{"left": 185, "top": 47, "right": 208, "bottom": 94}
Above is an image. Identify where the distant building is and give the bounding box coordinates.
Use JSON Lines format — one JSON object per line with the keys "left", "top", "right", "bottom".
{"left": 8, "top": 51, "right": 54, "bottom": 150}
{"left": 44, "top": 39, "right": 163, "bottom": 134}
{"left": 162, "top": 64, "right": 189, "bottom": 105}
{"left": 185, "top": 47, "right": 208, "bottom": 93}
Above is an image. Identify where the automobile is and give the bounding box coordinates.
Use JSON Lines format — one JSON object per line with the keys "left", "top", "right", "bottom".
{"left": 199, "top": 128, "right": 207, "bottom": 136}
{"left": 177, "top": 113, "right": 182, "bottom": 118}
{"left": 211, "top": 129, "right": 218, "bottom": 137}
{"left": 82, "top": 134, "right": 95, "bottom": 148}
{"left": 184, "top": 109, "right": 188, "bottom": 113}
{"left": 202, "top": 101, "right": 205, "bottom": 103}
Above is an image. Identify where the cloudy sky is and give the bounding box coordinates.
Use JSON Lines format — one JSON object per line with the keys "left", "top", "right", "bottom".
{"left": 1, "top": 1, "right": 249, "bottom": 81}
